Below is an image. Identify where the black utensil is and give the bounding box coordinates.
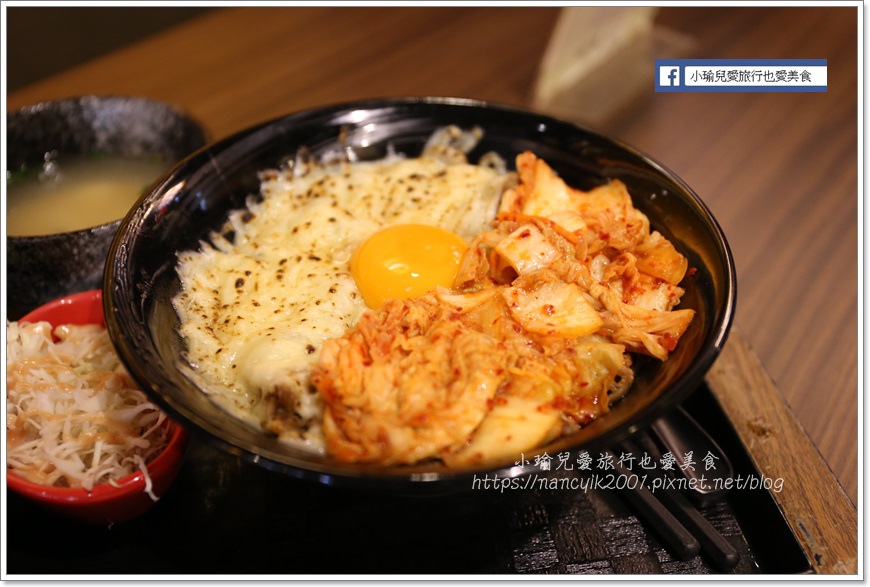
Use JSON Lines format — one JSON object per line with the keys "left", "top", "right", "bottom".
{"left": 650, "top": 406, "right": 734, "bottom": 507}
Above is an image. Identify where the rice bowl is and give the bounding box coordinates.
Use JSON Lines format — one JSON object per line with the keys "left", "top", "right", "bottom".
{"left": 104, "top": 98, "right": 735, "bottom": 493}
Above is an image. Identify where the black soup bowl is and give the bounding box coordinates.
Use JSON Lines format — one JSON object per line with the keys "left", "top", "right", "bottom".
{"left": 104, "top": 97, "right": 736, "bottom": 494}
{"left": 7, "top": 95, "right": 208, "bottom": 319}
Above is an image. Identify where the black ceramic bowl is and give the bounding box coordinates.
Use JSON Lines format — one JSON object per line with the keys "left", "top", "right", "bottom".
{"left": 6, "top": 95, "right": 208, "bottom": 319}
{"left": 105, "top": 97, "right": 736, "bottom": 493}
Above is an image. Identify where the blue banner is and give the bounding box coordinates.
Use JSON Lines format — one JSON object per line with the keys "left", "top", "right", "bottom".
{"left": 655, "top": 59, "right": 827, "bottom": 92}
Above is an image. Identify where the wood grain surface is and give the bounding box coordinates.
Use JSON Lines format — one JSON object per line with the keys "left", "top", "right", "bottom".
{"left": 6, "top": 4, "right": 858, "bottom": 517}
{"left": 706, "top": 329, "right": 858, "bottom": 574}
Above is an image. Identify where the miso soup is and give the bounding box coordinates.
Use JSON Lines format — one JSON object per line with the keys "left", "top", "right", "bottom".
{"left": 6, "top": 155, "right": 169, "bottom": 236}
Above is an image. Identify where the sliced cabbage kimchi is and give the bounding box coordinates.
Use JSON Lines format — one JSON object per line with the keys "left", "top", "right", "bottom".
{"left": 311, "top": 151, "right": 695, "bottom": 466}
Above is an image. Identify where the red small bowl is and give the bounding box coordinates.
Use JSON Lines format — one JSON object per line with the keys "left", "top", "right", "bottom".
{"left": 7, "top": 289, "right": 189, "bottom": 525}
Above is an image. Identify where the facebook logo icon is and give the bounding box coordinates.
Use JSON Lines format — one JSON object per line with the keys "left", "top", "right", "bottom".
{"left": 655, "top": 61, "right": 684, "bottom": 92}
{"left": 660, "top": 66, "right": 681, "bottom": 87}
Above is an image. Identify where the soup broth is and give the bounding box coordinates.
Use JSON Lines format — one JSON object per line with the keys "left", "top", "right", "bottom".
{"left": 7, "top": 155, "right": 169, "bottom": 236}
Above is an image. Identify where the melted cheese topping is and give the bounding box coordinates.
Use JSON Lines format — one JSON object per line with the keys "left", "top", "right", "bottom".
{"left": 172, "top": 153, "right": 509, "bottom": 449}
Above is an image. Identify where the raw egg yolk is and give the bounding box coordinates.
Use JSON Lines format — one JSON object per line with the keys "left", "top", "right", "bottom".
{"left": 351, "top": 224, "right": 468, "bottom": 309}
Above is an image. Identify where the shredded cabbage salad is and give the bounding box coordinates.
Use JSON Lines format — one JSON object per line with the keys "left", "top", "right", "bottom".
{"left": 6, "top": 320, "right": 170, "bottom": 494}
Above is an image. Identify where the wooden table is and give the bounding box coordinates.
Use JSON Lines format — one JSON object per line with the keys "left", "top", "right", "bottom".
{"left": 6, "top": 5, "right": 858, "bottom": 574}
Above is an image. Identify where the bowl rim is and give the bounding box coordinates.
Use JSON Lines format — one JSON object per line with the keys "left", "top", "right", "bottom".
{"left": 17, "top": 289, "right": 105, "bottom": 322}
{"left": 7, "top": 219, "right": 123, "bottom": 243}
{"left": 7, "top": 289, "right": 189, "bottom": 505}
{"left": 104, "top": 96, "right": 737, "bottom": 490}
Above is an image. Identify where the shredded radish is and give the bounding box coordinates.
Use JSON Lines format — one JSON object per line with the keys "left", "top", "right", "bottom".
{"left": 6, "top": 320, "right": 170, "bottom": 494}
